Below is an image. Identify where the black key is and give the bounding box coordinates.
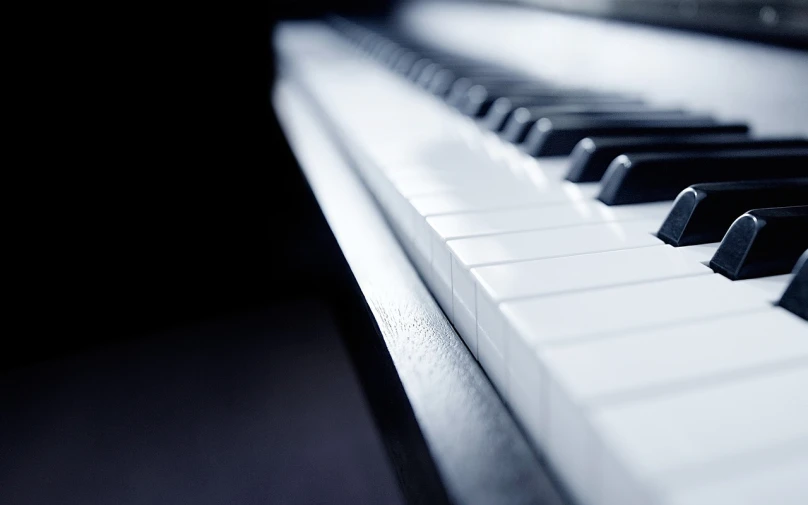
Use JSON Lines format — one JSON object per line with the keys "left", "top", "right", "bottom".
{"left": 407, "top": 58, "right": 436, "bottom": 82}
{"left": 484, "top": 99, "right": 648, "bottom": 133}
{"left": 564, "top": 135, "right": 808, "bottom": 182}
{"left": 657, "top": 179, "right": 808, "bottom": 246}
{"left": 481, "top": 97, "right": 599, "bottom": 131}
{"left": 382, "top": 46, "right": 409, "bottom": 68}
{"left": 394, "top": 51, "right": 423, "bottom": 75}
{"left": 480, "top": 97, "right": 533, "bottom": 132}
{"left": 709, "top": 206, "right": 808, "bottom": 280}
{"left": 423, "top": 61, "right": 515, "bottom": 78}
{"left": 523, "top": 116, "right": 749, "bottom": 156}
{"left": 429, "top": 70, "right": 526, "bottom": 97}
{"left": 498, "top": 100, "right": 651, "bottom": 139}
{"left": 778, "top": 250, "right": 808, "bottom": 320}
{"left": 427, "top": 68, "right": 459, "bottom": 96}
{"left": 371, "top": 40, "right": 399, "bottom": 62}
{"left": 501, "top": 109, "right": 691, "bottom": 144}
{"left": 446, "top": 78, "right": 554, "bottom": 107}
{"left": 597, "top": 148, "right": 808, "bottom": 205}
{"left": 460, "top": 88, "right": 630, "bottom": 118}
{"left": 369, "top": 36, "right": 397, "bottom": 57}
{"left": 358, "top": 33, "right": 382, "bottom": 52}
{"left": 415, "top": 62, "right": 446, "bottom": 88}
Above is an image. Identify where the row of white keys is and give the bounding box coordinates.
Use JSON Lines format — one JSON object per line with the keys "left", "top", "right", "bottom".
{"left": 286, "top": 31, "right": 808, "bottom": 505}
{"left": 291, "top": 47, "right": 685, "bottom": 310}
{"left": 471, "top": 245, "right": 712, "bottom": 389}
{"left": 596, "top": 360, "right": 808, "bottom": 505}
{"left": 499, "top": 274, "right": 802, "bottom": 503}
{"left": 450, "top": 219, "right": 666, "bottom": 353}
{"left": 664, "top": 447, "right": 808, "bottom": 505}
{"left": 539, "top": 309, "right": 808, "bottom": 505}
{"left": 440, "top": 204, "right": 669, "bottom": 340}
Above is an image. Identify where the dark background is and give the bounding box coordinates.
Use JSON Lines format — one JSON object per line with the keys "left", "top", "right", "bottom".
{"left": 2, "top": 2, "right": 426, "bottom": 505}
{"left": 13, "top": 0, "right": 395, "bottom": 368}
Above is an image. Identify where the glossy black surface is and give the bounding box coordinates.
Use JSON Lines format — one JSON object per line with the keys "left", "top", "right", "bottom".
{"left": 501, "top": 108, "right": 690, "bottom": 144}
{"left": 709, "top": 206, "right": 808, "bottom": 280}
{"left": 492, "top": 100, "right": 650, "bottom": 135}
{"left": 406, "top": 58, "right": 436, "bottom": 81}
{"left": 452, "top": 84, "right": 567, "bottom": 112}
{"left": 597, "top": 148, "right": 808, "bottom": 205}
{"left": 416, "top": 62, "right": 510, "bottom": 90}
{"left": 657, "top": 179, "right": 808, "bottom": 247}
{"left": 564, "top": 135, "right": 808, "bottom": 183}
{"left": 392, "top": 51, "right": 420, "bottom": 75}
{"left": 522, "top": 116, "right": 748, "bottom": 156}
{"left": 445, "top": 77, "right": 530, "bottom": 105}
{"left": 460, "top": 88, "right": 631, "bottom": 118}
{"left": 484, "top": 99, "right": 644, "bottom": 133}
{"left": 779, "top": 250, "right": 808, "bottom": 320}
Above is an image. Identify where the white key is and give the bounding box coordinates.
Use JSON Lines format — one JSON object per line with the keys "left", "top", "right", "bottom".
{"left": 448, "top": 219, "right": 662, "bottom": 268}
{"left": 472, "top": 245, "right": 712, "bottom": 370}
{"left": 427, "top": 201, "right": 670, "bottom": 241}
{"left": 502, "top": 274, "right": 772, "bottom": 478}
{"left": 432, "top": 202, "right": 671, "bottom": 323}
{"left": 737, "top": 274, "right": 794, "bottom": 302}
{"left": 397, "top": 175, "right": 543, "bottom": 200}
{"left": 474, "top": 244, "right": 710, "bottom": 302}
{"left": 388, "top": 166, "right": 509, "bottom": 193}
{"left": 593, "top": 365, "right": 808, "bottom": 505}
{"left": 393, "top": 170, "right": 524, "bottom": 199}
{"left": 409, "top": 185, "right": 583, "bottom": 218}
{"left": 676, "top": 243, "right": 720, "bottom": 264}
{"left": 664, "top": 451, "right": 808, "bottom": 505}
{"left": 524, "top": 155, "right": 574, "bottom": 182}
{"left": 545, "top": 308, "right": 808, "bottom": 402}
{"left": 538, "top": 309, "right": 808, "bottom": 505}
{"left": 411, "top": 188, "right": 598, "bottom": 298}
{"left": 444, "top": 217, "right": 665, "bottom": 349}
{"left": 502, "top": 274, "right": 770, "bottom": 348}
{"left": 445, "top": 219, "right": 664, "bottom": 353}
{"left": 427, "top": 201, "right": 670, "bottom": 316}
{"left": 373, "top": 135, "right": 508, "bottom": 174}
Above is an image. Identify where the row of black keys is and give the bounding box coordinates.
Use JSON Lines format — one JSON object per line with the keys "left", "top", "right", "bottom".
{"left": 330, "top": 17, "right": 807, "bottom": 320}
{"left": 331, "top": 18, "right": 808, "bottom": 199}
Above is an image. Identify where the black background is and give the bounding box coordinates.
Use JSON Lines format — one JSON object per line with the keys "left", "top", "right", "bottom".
{"left": 12, "top": 0, "right": 395, "bottom": 369}
{"left": 4, "top": 3, "right": 426, "bottom": 505}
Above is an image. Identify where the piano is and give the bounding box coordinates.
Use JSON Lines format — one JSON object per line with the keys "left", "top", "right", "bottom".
{"left": 272, "top": 2, "right": 808, "bottom": 504}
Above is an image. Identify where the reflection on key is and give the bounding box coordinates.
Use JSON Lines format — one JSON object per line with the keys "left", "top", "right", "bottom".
{"left": 501, "top": 274, "right": 769, "bottom": 346}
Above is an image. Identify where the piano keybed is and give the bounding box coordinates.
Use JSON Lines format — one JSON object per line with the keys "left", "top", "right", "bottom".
{"left": 276, "top": 16, "right": 808, "bottom": 505}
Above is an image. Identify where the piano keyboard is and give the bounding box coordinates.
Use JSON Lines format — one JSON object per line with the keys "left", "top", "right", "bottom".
{"left": 277, "top": 18, "right": 808, "bottom": 505}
